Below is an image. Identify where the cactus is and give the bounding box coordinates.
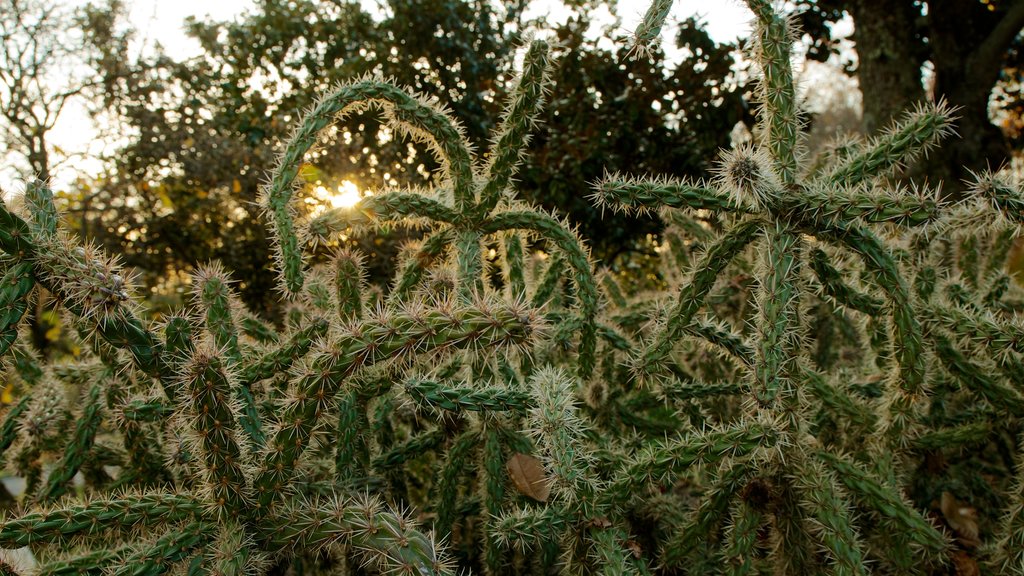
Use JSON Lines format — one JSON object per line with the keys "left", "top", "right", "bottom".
{"left": 0, "top": 2, "right": 1023, "bottom": 574}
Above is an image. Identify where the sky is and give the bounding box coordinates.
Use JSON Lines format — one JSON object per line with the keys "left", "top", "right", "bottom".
{"left": 4, "top": 0, "right": 838, "bottom": 193}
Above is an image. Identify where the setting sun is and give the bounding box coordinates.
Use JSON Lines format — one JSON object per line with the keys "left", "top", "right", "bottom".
{"left": 313, "top": 180, "right": 364, "bottom": 211}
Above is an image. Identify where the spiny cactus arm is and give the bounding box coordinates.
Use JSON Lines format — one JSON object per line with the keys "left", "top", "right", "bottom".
{"left": 238, "top": 318, "right": 329, "bottom": 387}
{"left": 374, "top": 429, "right": 445, "bottom": 469}
{"left": 799, "top": 367, "right": 877, "bottom": 432}
{"left": 435, "top": 429, "right": 480, "bottom": 536}
{"left": 636, "top": 218, "right": 762, "bottom": 383}
{"left": 334, "top": 389, "right": 369, "bottom": 478}
{"left": 390, "top": 229, "right": 454, "bottom": 303}
{"left": 591, "top": 174, "right": 743, "bottom": 216}
{"left": 35, "top": 547, "right": 117, "bottom": 575}
{"left": 689, "top": 316, "right": 754, "bottom": 367}
{"left": 971, "top": 171, "right": 1024, "bottom": 224}
{"left": 720, "top": 499, "right": 763, "bottom": 576}
{"left": 482, "top": 424, "right": 507, "bottom": 574}
{"left": 307, "top": 192, "right": 459, "bottom": 247}
{"left": 590, "top": 527, "right": 651, "bottom": 576}
{"left": 484, "top": 210, "right": 598, "bottom": 378}
{"left": 657, "top": 378, "right": 749, "bottom": 402}
{"left": 39, "top": 383, "right": 104, "bottom": 502}
{"left": 239, "top": 316, "right": 278, "bottom": 344}
{"left": 990, "top": 433, "right": 1024, "bottom": 575}
{"left": 259, "top": 495, "right": 454, "bottom": 575}
{"left": 660, "top": 461, "right": 753, "bottom": 567}
{"left": 505, "top": 233, "right": 528, "bottom": 301}
{"left": 816, "top": 451, "right": 947, "bottom": 553}
{"left": 792, "top": 455, "right": 868, "bottom": 576}
{"left": 923, "top": 303, "right": 1024, "bottom": 357}
{"left": 404, "top": 377, "right": 535, "bottom": 414}
{"left": 528, "top": 368, "right": 594, "bottom": 506}
{"left": 795, "top": 185, "right": 942, "bottom": 227}
{"left": 931, "top": 334, "right": 1024, "bottom": 417}
{"left": 824, "top": 101, "right": 956, "bottom": 188}
{"left": 531, "top": 253, "right": 565, "bottom": 309}
{"left": 181, "top": 351, "right": 252, "bottom": 519}
{"left": 809, "top": 249, "right": 884, "bottom": 316}
{"left": 106, "top": 521, "right": 215, "bottom": 576}
{"left": 628, "top": 0, "right": 673, "bottom": 59}
{"left": 910, "top": 420, "right": 990, "bottom": 451}
{"left": 0, "top": 394, "right": 31, "bottom": 463}
{"left": 193, "top": 266, "right": 241, "bottom": 366}
{"left": 753, "top": 224, "right": 800, "bottom": 407}
{"left": 253, "top": 300, "right": 543, "bottom": 511}
{"left": 808, "top": 219, "right": 925, "bottom": 396}
{"left": 605, "top": 423, "right": 775, "bottom": 504}
{"left": 266, "top": 79, "right": 474, "bottom": 293}
{"left": 0, "top": 261, "right": 33, "bottom": 357}
{"left": 334, "top": 248, "right": 365, "bottom": 322}
{"left": 191, "top": 521, "right": 264, "bottom": 576}
{"left": 492, "top": 504, "right": 571, "bottom": 551}
{"left": 455, "top": 229, "right": 484, "bottom": 298}
{"left": 117, "top": 399, "right": 174, "bottom": 423}
{"left": 745, "top": 0, "right": 798, "bottom": 184}
{"left": 0, "top": 199, "right": 33, "bottom": 259}
{"left": 0, "top": 492, "right": 206, "bottom": 547}
{"left": 478, "top": 40, "right": 552, "bottom": 217}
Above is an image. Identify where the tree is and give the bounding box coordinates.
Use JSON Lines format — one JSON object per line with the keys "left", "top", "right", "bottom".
{"left": 797, "top": 0, "right": 1024, "bottom": 191}
{"left": 78, "top": 0, "right": 746, "bottom": 314}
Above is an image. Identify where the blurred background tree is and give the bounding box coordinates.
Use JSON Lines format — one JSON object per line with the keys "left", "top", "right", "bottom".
{"left": 796, "top": 0, "right": 1024, "bottom": 191}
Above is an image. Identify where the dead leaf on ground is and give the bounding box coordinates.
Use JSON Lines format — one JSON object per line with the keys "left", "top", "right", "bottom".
{"left": 940, "top": 491, "right": 981, "bottom": 548}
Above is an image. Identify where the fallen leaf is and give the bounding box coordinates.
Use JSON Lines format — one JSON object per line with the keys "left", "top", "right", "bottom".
{"left": 507, "top": 453, "right": 551, "bottom": 502}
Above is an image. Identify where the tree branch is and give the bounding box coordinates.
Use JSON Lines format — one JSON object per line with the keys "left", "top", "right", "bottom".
{"left": 969, "top": 0, "right": 1024, "bottom": 88}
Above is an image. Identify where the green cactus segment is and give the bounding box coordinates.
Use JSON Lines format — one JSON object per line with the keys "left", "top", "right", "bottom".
{"left": 201, "top": 521, "right": 258, "bottom": 576}
{"left": 0, "top": 492, "right": 205, "bottom": 547}
{"left": 722, "top": 500, "right": 762, "bottom": 576}
{"left": 796, "top": 186, "right": 941, "bottom": 227}
{"left": 195, "top": 269, "right": 240, "bottom": 365}
{"left": 992, "top": 434, "right": 1024, "bottom": 574}
{"left": 404, "top": 378, "right": 534, "bottom": 414}
{"left": 826, "top": 102, "right": 955, "bottom": 187}
{"left": 375, "top": 429, "right": 445, "bottom": 469}
{"left": 40, "top": 383, "right": 104, "bottom": 502}
{"left": 793, "top": 457, "right": 868, "bottom": 576}
{"left": 812, "top": 221, "right": 924, "bottom": 396}
{"left": 254, "top": 301, "right": 541, "bottom": 511}
{"left": 239, "top": 318, "right": 328, "bottom": 387}
{"left": 925, "top": 303, "right": 1024, "bottom": 355}
{"left": 0, "top": 395, "right": 31, "bottom": 462}
{"left": 754, "top": 225, "right": 800, "bottom": 406}
{"left": 109, "top": 521, "right": 214, "bottom": 576}
{"left": 590, "top": 528, "right": 647, "bottom": 576}
{"left": 607, "top": 424, "right": 774, "bottom": 501}
{"left": 181, "top": 352, "right": 251, "bottom": 518}
{"left": 334, "top": 249, "right": 365, "bottom": 322}
{"left": 689, "top": 317, "right": 754, "bottom": 366}
{"left": 911, "top": 421, "right": 990, "bottom": 451}
{"left": 482, "top": 425, "right": 506, "bottom": 575}
{"left": 504, "top": 234, "right": 527, "bottom": 302}
{"left": 266, "top": 80, "right": 473, "bottom": 293}
{"left": 493, "top": 505, "right": 571, "bottom": 550}
{"left": 658, "top": 379, "right": 749, "bottom": 401}
{"left": 334, "top": 390, "right": 368, "bottom": 477}
{"left": 800, "top": 368, "right": 876, "bottom": 430}
{"left": 529, "top": 367, "right": 590, "bottom": 503}
{"left": 661, "top": 462, "right": 753, "bottom": 567}
{"left": 0, "top": 200, "right": 33, "bottom": 259}
{"left": 809, "top": 249, "right": 884, "bottom": 315}
{"left": 260, "top": 495, "right": 453, "bottom": 575}
{"left": 484, "top": 211, "right": 597, "bottom": 377}
{"left": 591, "top": 176, "right": 740, "bottom": 215}
{"left": 638, "top": 218, "right": 762, "bottom": 382}
{"left": 36, "top": 548, "right": 118, "bottom": 575}
{"left": 310, "top": 191, "right": 459, "bottom": 244}
{"left": 629, "top": 0, "right": 673, "bottom": 58}
{"left": 932, "top": 335, "right": 1024, "bottom": 416}
{"left": 24, "top": 181, "right": 60, "bottom": 239}
{"left": 435, "top": 429, "right": 479, "bottom": 536}
{"left": 455, "top": 230, "right": 484, "bottom": 298}
{"left": 0, "top": 261, "right": 33, "bottom": 355}
{"left": 745, "top": 0, "right": 798, "bottom": 184}
{"left": 973, "top": 172, "right": 1024, "bottom": 222}
{"left": 531, "top": 253, "right": 565, "bottom": 308}
{"left": 817, "top": 451, "right": 946, "bottom": 552}
{"left": 479, "top": 40, "right": 552, "bottom": 217}
{"left": 391, "top": 229, "right": 454, "bottom": 302}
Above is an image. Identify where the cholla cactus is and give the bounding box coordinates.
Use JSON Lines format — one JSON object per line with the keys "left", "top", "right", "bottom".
{"left": 2, "top": 2, "right": 1024, "bottom": 575}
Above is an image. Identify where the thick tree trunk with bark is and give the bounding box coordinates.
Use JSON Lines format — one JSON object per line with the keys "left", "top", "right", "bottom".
{"left": 848, "top": 0, "right": 1024, "bottom": 194}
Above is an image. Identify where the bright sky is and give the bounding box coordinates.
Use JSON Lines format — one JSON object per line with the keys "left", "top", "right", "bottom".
{"left": 2, "top": 0, "right": 798, "bottom": 193}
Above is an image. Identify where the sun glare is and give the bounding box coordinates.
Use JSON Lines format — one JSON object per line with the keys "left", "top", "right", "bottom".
{"left": 314, "top": 180, "right": 364, "bottom": 211}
